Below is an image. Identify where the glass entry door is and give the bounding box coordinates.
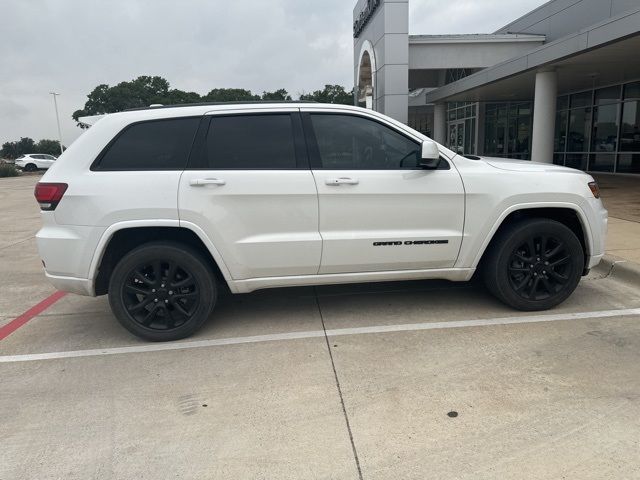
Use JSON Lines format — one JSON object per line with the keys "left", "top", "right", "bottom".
{"left": 449, "top": 121, "right": 466, "bottom": 154}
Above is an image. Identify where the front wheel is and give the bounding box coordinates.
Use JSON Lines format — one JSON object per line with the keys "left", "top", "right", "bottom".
{"left": 482, "top": 219, "right": 584, "bottom": 311}
{"left": 108, "top": 242, "right": 217, "bottom": 341}
{"left": 24, "top": 163, "right": 37, "bottom": 172}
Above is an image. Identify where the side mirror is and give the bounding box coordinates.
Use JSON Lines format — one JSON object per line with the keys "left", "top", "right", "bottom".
{"left": 419, "top": 139, "right": 441, "bottom": 169}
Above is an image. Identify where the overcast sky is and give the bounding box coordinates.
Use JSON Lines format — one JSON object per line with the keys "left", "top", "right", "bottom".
{"left": 0, "top": 0, "right": 547, "bottom": 147}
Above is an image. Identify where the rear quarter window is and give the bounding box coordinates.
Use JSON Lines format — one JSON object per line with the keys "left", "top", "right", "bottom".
{"left": 93, "top": 117, "right": 200, "bottom": 171}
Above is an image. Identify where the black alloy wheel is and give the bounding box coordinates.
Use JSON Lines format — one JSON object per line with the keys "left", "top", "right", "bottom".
{"left": 483, "top": 218, "right": 584, "bottom": 311}
{"left": 507, "top": 234, "right": 573, "bottom": 301}
{"left": 122, "top": 260, "right": 200, "bottom": 331}
{"left": 109, "top": 242, "right": 216, "bottom": 341}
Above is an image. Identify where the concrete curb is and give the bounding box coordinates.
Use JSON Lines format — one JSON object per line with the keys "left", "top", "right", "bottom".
{"left": 592, "top": 254, "right": 640, "bottom": 286}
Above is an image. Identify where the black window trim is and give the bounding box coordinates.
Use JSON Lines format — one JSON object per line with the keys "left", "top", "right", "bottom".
{"left": 301, "top": 111, "right": 450, "bottom": 170}
{"left": 186, "top": 111, "right": 310, "bottom": 170}
{"left": 90, "top": 116, "right": 204, "bottom": 172}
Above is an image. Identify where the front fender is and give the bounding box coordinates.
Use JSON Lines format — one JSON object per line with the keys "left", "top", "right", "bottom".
{"left": 459, "top": 201, "right": 594, "bottom": 269}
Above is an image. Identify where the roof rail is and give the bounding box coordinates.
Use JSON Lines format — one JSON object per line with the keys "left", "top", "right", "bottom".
{"left": 124, "top": 100, "right": 318, "bottom": 112}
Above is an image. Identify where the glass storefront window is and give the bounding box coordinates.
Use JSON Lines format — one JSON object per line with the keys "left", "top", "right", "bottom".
{"left": 570, "top": 91, "right": 592, "bottom": 108}
{"left": 591, "top": 104, "right": 619, "bottom": 152}
{"left": 618, "top": 153, "right": 640, "bottom": 173}
{"left": 554, "top": 110, "right": 568, "bottom": 152}
{"left": 624, "top": 82, "right": 640, "bottom": 100}
{"left": 594, "top": 86, "right": 621, "bottom": 105}
{"left": 557, "top": 96, "right": 569, "bottom": 110}
{"left": 552, "top": 80, "right": 640, "bottom": 172}
{"left": 588, "top": 153, "right": 616, "bottom": 172}
{"left": 567, "top": 108, "right": 591, "bottom": 152}
{"left": 565, "top": 154, "right": 588, "bottom": 170}
{"left": 620, "top": 100, "right": 640, "bottom": 152}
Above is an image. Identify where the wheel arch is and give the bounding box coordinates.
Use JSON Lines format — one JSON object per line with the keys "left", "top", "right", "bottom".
{"left": 91, "top": 222, "right": 234, "bottom": 296}
{"left": 472, "top": 203, "right": 592, "bottom": 272}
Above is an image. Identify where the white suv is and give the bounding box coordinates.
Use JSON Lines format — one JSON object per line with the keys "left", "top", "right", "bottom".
{"left": 15, "top": 153, "right": 57, "bottom": 171}
{"left": 35, "top": 103, "right": 608, "bottom": 341}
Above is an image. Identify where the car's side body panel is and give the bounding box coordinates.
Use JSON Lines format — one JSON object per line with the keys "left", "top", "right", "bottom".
{"left": 34, "top": 103, "right": 608, "bottom": 297}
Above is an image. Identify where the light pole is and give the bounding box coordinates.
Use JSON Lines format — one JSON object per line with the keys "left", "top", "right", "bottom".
{"left": 49, "top": 92, "right": 64, "bottom": 155}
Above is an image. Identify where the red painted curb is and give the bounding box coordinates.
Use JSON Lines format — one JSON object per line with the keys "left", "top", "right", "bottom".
{"left": 0, "top": 291, "right": 67, "bottom": 341}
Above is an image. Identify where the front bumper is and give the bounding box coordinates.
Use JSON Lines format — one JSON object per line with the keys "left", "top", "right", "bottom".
{"left": 44, "top": 272, "right": 94, "bottom": 296}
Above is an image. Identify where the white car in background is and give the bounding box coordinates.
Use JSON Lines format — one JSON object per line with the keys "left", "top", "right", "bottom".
{"left": 15, "top": 154, "right": 57, "bottom": 171}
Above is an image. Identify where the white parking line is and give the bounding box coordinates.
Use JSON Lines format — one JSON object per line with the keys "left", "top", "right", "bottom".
{"left": 1, "top": 307, "right": 639, "bottom": 363}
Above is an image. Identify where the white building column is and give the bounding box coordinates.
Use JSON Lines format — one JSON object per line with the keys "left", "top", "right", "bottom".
{"left": 433, "top": 103, "right": 447, "bottom": 144}
{"left": 531, "top": 70, "right": 557, "bottom": 163}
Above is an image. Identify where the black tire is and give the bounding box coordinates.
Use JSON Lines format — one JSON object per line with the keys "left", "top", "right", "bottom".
{"left": 108, "top": 242, "right": 217, "bottom": 341}
{"left": 25, "top": 163, "right": 37, "bottom": 172}
{"left": 482, "top": 218, "right": 584, "bottom": 311}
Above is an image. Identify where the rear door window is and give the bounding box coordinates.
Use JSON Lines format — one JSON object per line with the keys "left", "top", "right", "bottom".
{"left": 203, "top": 114, "right": 298, "bottom": 169}
{"left": 94, "top": 117, "right": 200, "bottom": 171}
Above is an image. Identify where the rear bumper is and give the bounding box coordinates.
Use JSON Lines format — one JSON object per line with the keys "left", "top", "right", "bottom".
{"left": 36, "top": 216, "right": 105, "bottom": 297}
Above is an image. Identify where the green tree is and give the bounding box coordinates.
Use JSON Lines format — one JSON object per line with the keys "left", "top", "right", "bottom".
{"left": 299, "top": 84, "right": 354, "bottom": 105}
{"left": 262, "top": 89, "right": 292, "bottom": 101}
{"left": 35, "top": 139, "right": 64, "bottom": 156}
{"left": 1, "top": 141, "right": 18, "bottom": 159}
{"left": 1, "top": 137, "right": 36, "bottom": 159}
{"left": 72, "top": 76, "right": 199, "bottom": 128}
{"left": 203, "top": 88, "right": 259, "bottom": 102}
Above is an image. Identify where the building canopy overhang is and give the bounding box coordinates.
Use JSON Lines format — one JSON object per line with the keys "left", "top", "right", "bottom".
{"left": 425, "top": 7, "right": 640, "bottom": 103}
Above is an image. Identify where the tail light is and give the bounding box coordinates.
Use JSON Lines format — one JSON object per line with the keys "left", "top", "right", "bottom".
{"left": 588, "top": 181, "right": 600, "bottom": 199}
{"left": 34, "top": 182, "right": 68, "bottom": 211}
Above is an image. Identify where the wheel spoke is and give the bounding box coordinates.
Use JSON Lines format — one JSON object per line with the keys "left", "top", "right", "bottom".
{"left": 170, "top": 298, "right": 192, "bottom": 317}
{"left": 125, "top": 284, "right": 150, "bottom": 296}
{"left": 152, "top": 261, "right": 163, "bottom": 283}
{"left": 514, "top": 273, "right": 533, "bottom": 292}
{"left": 514, "top": 252, "right": 531, "bottom": 263}
{"left": 548, "top": 270, "right": 569, "bottom": 284}
{"left": 546, "top": 243, "right": 565, "bottom": 259}
{"left": 172, "top": 292, "right": 198, "bottom": 300}
{"left": 171, "top": 275, "right": 194, "bottom": 289}
{"left": 509, "top": 266, "right": 530, "bottom": 273}
{"left": 134, "top": 270, "right": 154, "bottom": 286}
{"left": 549, "top": 255, "right": 571, "bottom": 268}
{"left": 527, "top": 237, "right": 537, "bottom": 258}
{"left": 141, "top": 304, "right": 160, "bottom": 326}
{"left": 127, "top": 296, "right": 153, "bottom": 313}
{"left": 541, "top": 277, "right": 554, "bottom": 294}
{"left": 527, "top": 276, "right": 541, "bottom": 299}
{"left": 166, "top": 261, "right": 178, "bottom": 284}
{"left": 164, "top": 306, "right": 176, "bottom": 329}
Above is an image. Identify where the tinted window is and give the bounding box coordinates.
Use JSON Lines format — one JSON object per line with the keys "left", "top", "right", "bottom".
{"left": 310, "top": 114, "right": 420, "bottom": 169}
{"left": 96, "top": 117, "right": 199, "bottom": 170}
{"left": 205, "top": 114, "right": 296, "bottom": 169}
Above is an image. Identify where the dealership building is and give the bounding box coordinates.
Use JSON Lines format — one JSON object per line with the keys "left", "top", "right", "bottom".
{"left": 353, "top": 0, "right": 640, "bottom": 173}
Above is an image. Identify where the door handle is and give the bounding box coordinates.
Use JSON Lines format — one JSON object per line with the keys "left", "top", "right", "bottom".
{"left": 189, "top": 178, "right": 226, "bottom": 187}
{"left": 325, "top": 177, "right": 359, "bottom": 186}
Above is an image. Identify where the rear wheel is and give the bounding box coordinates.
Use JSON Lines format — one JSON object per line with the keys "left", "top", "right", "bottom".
{"left": 482, "top": 218, "right": 584, "bottom": 311}
{"left": 108, "top": 242, "right": 217, "bottom": 341}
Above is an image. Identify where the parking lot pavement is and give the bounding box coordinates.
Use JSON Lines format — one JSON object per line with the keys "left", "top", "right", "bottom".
{"left": 0, "top": 175, "right": 55, "bottom": 322}
{"left": 2, "top": 174, "right": 640, "bottom": 479}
